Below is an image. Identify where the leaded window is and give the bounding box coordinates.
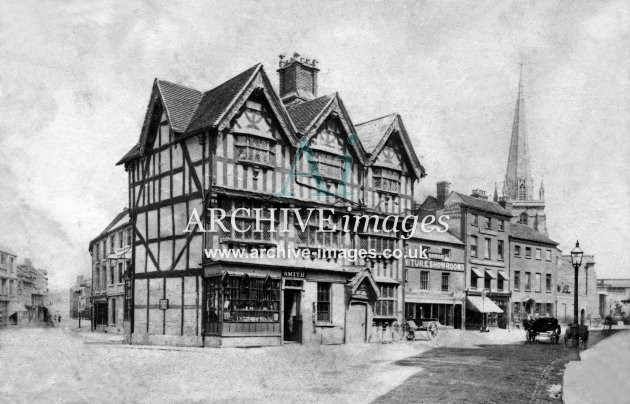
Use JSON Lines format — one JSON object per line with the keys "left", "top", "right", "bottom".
{"left": 219, "top": 199, "right": 277, "bottom": 243}
{"left": 235, "top": 135, "right": 275, "bottom": 167}
{"left": 294, "top": 212, "right": 342, "bottom": 249}
{"left": 358, "top": 234, "right": 396, "bottom": 255}
{"left": 373, "top": 167, "right": 401, "bottom": 193}
{"left": 375, "top": 284, "right": 397, "bottom": 317}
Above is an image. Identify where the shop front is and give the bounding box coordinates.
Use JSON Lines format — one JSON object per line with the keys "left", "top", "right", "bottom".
{"left": 203, "top": 260, "right": 378, "bottom": 347}
{"left": 465, "top": 293, "right": 506, "bottom": 329}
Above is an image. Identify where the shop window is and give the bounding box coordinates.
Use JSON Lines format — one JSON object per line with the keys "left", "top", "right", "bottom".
{"left": 373, "top": 167, "right": 401, "bottom": 194}
{"left": 497, "top": 240, "right": 504, "bottom": 261}
{"left": 441, "top": 273, "right": 449, "bottom": 292}
{"left": 420, "top": 271, "right": 429, "bottom": 290}
{"left": 484, "top": 238, "right": 491, "bottom": 259}
{"left": 525, "top": 272, "right": 531, "bottom": 291}
{"left": 525, "top": 247, "right": 531, "bottom": 259}
{"left": 470, "top": 236, "right": 478, "bottom": 257}
{"left": 514, "top": 245, "right": 521, "bottom": 257}
{"left": 514, "top": 271, "right": 520, "bottom": 291}
{"left": 207, "top": 275, "right": 281, "bottom": 323}
{"left": 375, "top": 284, "right": 397, "bottom": 317}
{"left": 235, "top": 134, "right": 275, "bottom": 167}
{"left": 316, "top": 283, "right": 332, "bottom": 323}
{"left": 546, "top": 274, "right": 552, "bottom": 292}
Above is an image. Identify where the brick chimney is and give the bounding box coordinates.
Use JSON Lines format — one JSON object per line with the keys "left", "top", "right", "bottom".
{"left": 471, "top": 189, "right": 488, "bottom": 200}
{"left": 277, "top": 52, "right": 319, "bottom": 105}
{"left": 436, "top": 181, "right": 450, "bottom": 207}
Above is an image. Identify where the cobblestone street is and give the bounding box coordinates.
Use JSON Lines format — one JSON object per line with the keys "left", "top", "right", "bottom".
{"left": 374, "top": 329, "right": 622, "bottom": 403}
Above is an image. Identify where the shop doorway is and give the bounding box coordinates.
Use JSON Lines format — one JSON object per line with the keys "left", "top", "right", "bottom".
{"left": 283, "top": 289, "right": 301, "bottom": 343}
{"left": 347, "top": 302, "right": 367, "bottom": 343}
{"left": 454, "top": 305, "right": 462, "bottom": 329}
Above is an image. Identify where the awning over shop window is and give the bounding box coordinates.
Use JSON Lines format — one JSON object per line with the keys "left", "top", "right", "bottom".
{"left": 466, "top": 296, "right": 504, "bottom": 313}
{"left": 485, "top": 270, "right": 497, "bottom": 279}
{"left": 471, "top": 267, "right": 485, "bottom": 277}
{"left": 498, "top": 271, "right": 509, "bottom": 280}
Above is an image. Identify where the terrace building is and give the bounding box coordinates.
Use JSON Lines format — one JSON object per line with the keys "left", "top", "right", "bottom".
{"left": 89, "top": 209, "right": 132, "bottom": 333}
{"left": 0, "top": 246, "right": 18, "bottom": 327}
{"left": 116, "top": 53, "right": 425, "bottom": 347}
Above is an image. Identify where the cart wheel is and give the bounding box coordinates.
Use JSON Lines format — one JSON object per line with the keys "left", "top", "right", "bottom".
{"left": 427, "top": 322, "right": 438, "bottom": 340}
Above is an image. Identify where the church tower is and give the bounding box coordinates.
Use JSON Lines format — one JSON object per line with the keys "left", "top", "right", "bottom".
{"left": 502, "top": 65, "right": 547, "bottom": 235}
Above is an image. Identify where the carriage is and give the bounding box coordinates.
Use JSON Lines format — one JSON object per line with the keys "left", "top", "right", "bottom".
{"left": 405, "top": 318, "right": 439, "bottom": 341}
{"left": 564, "top": 324, "right": 589, "bottom": 349}
{"left": 523, "top": 317, "right": 561, "bottom": 344}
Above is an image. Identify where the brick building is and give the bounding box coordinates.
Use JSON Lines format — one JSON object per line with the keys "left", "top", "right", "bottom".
{"left": 404, "top": 227, "right": 465, "bottom": 328}
{"left": 115, "top": 53, "right": 425, "bottom": 347}
{"left": 0, "top": 246, "right": 18, "bottom": 327}
{"left": 508, "top": 223, "right": 559, "bottom": 326}
{"left": 89, "top": 209, "right": 132, "bottom": 334}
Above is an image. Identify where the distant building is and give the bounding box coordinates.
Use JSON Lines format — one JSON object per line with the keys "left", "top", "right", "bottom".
{"left": 596, "top": 278, "right": 630, "bottom": 319}
{"left": 89, "top": 209, "right": 132, "bottom": 334}
{"left": 0, "top": 246, "right": 18, "bottom": 327}
{"left": 69, "top": 275, "right": 91, "bottom": 319}
{"left": 499, "top": 67, "right": 547, "bottom": 235}
{"left": 16, "top": 258, "right": 49, "bottom": 325}
{"left": 556, "top": 254, "right": 599, "bottom": 324}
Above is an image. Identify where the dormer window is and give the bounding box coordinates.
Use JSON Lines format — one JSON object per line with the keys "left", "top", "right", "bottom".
{"left": 235, "top": 135, "right": 275, "bottom": 167}
{"left": 373, "top": 167, "right": 401, "bottom": 193}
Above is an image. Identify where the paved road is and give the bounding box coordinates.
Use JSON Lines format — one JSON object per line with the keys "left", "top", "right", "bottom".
{"left": 374, "top": 329, "right": 618, "bottom": 404}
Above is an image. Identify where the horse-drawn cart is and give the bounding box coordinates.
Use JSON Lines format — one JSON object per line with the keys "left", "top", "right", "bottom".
{"left": 602, "top": 315, "right": 614, "bottom": 336}
{"left": 523, "top": 317, "right": 561, "bottom": 344}
{"left": 565, "top": 324, "right": 589, "bottom": 349}
{"left": 405, "top": 318, "right": 439, "bottom": 341}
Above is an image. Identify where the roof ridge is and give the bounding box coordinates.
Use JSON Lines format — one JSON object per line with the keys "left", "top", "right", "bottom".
{"left": 156, "top": 79, "right": 202, "bottom": 94}
{"left": 355, "top": 113, "right": 397, "bottom": 126}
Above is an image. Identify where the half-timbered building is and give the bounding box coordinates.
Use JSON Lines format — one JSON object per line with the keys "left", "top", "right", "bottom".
{"left": 117, "top": 53, "right": 425, "bottom": 347}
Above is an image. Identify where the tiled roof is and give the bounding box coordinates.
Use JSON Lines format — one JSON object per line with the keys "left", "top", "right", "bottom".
{"left": 89, "top": 209, "right": 130, "bottom": 248}
{"left": 186, "top": 64, "right": 260, "bottom": 133}
{"left": 156, "top": 80, "right": 202, "bottom": 133}
{"left": 411, "top": 226, "right": 464, "bottom": 245}
{"left": 355, "top": 114, "right": 397, "bottom": 154}
{"left": 509, "top": 223, "right": 558, "bottom": 245}
{"left": 452, "top": 192, "right": 512, "bottom": 217}
{"left": 117, "top": 143, "right": 142, "bottom": 165}
{"left": 286, "top": 94, "right": 333, "bottom": 133}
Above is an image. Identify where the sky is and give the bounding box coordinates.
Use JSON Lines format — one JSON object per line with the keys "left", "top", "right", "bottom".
{"left": 0, "top": 0, "right": 628, "bottom": 289}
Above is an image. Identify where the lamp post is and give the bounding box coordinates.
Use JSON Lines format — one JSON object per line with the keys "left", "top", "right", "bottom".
{"left": 480, "top": 290, "right": 488, "bottom": 332}
{"left": 570, "top": 241, "right": 584, "bottom": 345}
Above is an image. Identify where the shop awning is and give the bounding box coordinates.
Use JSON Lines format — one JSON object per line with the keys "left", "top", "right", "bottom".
{"left": 498, "top": 271, "right": 509, "bottom": 280}
{"left": 485, "top": 270, "right": 497, "bottom": 279}
{"left": 471, "top": 267, "right": 485, "bottom": 277}
{"left": 466, "top": 296, "right": 504, "bottom": 313}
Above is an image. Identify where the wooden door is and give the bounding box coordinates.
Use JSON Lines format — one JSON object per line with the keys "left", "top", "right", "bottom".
{"left": 346, "top": 303, "right": 367, "bottom": 343}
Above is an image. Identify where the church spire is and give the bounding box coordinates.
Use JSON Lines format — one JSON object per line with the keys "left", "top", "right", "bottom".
{"left": 504, "top": 64, "right": 533, "bottom": 202}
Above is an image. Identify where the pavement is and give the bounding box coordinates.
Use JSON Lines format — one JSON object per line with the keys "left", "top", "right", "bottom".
{"left": 563, "top": 330, "right": 630, "bottom": 404}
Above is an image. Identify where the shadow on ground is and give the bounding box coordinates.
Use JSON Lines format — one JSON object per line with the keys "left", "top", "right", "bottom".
{"left": 374, "top": 329, "right": 620, "bottom": 404}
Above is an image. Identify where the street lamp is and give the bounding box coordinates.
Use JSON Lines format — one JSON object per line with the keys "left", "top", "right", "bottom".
{"left": 480, "top": 290, "right": 489, "bottom": 332}
{"left": 570, "top": 240, "right": 584, "bottom": 327}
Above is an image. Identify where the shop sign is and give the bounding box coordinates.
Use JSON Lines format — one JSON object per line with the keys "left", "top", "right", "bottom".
{"left": 282, "top": 271, "right": 305, "bottom": 278}
{"left": 159, "top": 299, "right": 169, "bottom": 310}
{"left": 427, "top": 252, "right": 445, "bottom": 261}
{"left": 404, "top": 258, "right": 464, "bottom": 272}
